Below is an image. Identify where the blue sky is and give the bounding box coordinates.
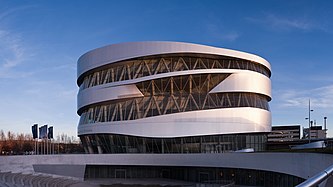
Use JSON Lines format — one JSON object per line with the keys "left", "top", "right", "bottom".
{"left": 0, "top": 0, "right": 333, "bottom": 137}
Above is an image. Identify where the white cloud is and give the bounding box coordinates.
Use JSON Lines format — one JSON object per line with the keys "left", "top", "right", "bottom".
{"left": 0, "top": 5, "right": 38, "bottom": 78}
{"left": 0, "top": 5, "right": 38, "bottom": 22}
{"left": 0, "top": 28, "right": 35, "bottom": 79}
{"left": 206, "top": 24, "right": 240, "bottom": 42}
{"left": 247, "top": 13, "right": 323, "bottom": 32}
{"left": 276, "top": 85, "right": 333, "bottom": 108}
{"left": 0, "top": 29, "right": 27, "bottom": 68}
{"left": 266, "top": 14, "right": 312, "bottom": 30}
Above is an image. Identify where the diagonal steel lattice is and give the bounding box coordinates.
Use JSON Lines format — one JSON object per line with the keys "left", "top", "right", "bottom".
{"left": 79, "top": 73, "right": 269, "bottom": 124}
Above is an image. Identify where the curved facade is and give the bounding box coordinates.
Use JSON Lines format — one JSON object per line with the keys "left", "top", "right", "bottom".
{"left": 77, "top": 41, "right": 272, "bottom": 154}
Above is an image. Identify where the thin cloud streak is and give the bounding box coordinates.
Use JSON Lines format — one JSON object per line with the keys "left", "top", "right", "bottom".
{"left": 0, "top": 29, "right": 32, "bottom": 78}
{"left": 0, "top": 5, "right": 38, "bottom": 21}
{"left": 0, "top": 16, "right": 29, "bottom": 69}
{"left": 246, "top": 13, "right": 324, "bottom": 32}
{"left": 0, "top": 5, "right": 38, "bottom": 78}
{"left": 276, "top": 85, "right": 333, "bottom": 108}
{"left": 205, "top": 24, "right": 240, "bottom": 42}
{"left": 266, "top": 14, "right": 313, "bottom": 30}
{"left": 2, "top": 37, "right": 25, "bottom": 68}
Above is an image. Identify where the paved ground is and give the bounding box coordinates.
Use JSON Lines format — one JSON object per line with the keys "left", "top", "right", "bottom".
{"left": 0, "top": 171, "right": 98, "bottom": 187}
{"left": 0, "top": 173, "right": 257, "bottom": 187}
{"left": 87, "top": 178, "right": 195, "bottom": 186}
{"left": 86, "top": 178, "right": 237, "bottom": 187}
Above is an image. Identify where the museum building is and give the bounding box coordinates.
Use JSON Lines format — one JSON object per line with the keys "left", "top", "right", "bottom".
{"left": 73, "top": 42, "right": 314, "bottom": 186}
{"left": 77, "top": 41, "right": 272, "bottom": 154}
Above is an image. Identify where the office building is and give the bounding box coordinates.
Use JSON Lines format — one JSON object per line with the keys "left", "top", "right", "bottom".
{"left": 268, "top": 125, "right": 301, "bottom": 142}
{"left": 303, "top": 126, "right": 326, "bottom": 139}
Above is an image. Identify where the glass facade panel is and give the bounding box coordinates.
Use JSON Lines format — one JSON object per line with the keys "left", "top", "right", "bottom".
{"left": 84, "top": 165, "right": 304, "bottom": 187}
{"left": 80, "top": 133, "right": 267, "bottom": 154}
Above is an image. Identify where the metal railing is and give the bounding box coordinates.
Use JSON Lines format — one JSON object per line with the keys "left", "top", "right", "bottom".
{"left": 296, "top": 164, "right": 333, "bottom": 187}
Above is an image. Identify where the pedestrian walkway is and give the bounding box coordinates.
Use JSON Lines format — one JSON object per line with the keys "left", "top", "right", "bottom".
{"left": 0, "top": 171, "right": 97, "bottom": 187}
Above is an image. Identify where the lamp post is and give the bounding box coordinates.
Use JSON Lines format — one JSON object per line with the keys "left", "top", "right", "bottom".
{"left": 324, "top": 117, "right": 327, "bottom": 138}
{"left": 305, "top": 99, "right": 314, "bottom": 142}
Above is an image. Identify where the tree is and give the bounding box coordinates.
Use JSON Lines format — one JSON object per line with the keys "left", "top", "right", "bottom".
{"left": 0, "top": 130, "right": 5, "bottom": 154}
{"left": 22, "top": 142, "right": 33, "bottom": 153}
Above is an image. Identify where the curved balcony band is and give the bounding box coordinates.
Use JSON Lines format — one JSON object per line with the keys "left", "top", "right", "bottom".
{"left": 77, "top": 41, "right": 271, "bottom": 82}
{"left": 78, "top": 107, "right": 271, "bottom": 138}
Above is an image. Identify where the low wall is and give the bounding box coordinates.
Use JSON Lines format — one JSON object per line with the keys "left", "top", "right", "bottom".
{"left": 0, "top": 153, "right": 332, "bottom": 181}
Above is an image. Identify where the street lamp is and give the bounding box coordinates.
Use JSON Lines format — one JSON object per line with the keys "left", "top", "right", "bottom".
{"left": 324, "top": 117, "right": 328, "bottom": 138}
{"left": 305, "top": 99, "right": 314, "bottom": 142}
